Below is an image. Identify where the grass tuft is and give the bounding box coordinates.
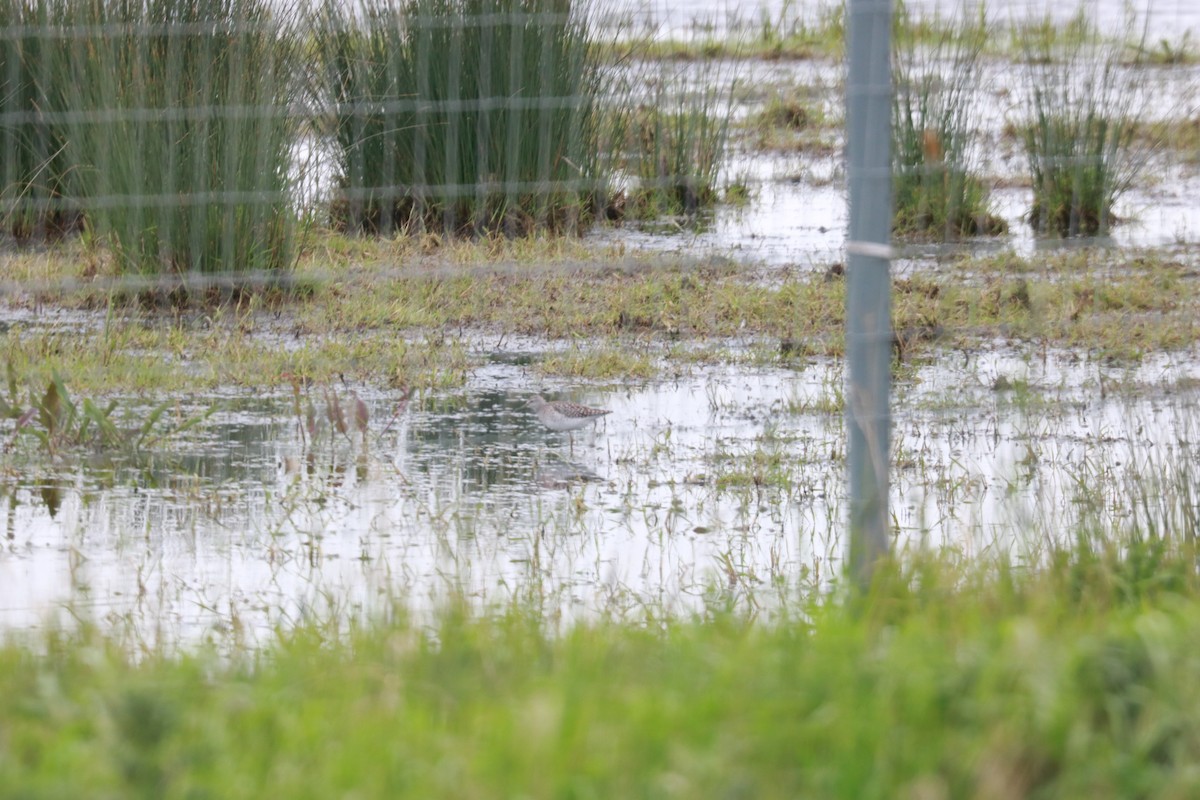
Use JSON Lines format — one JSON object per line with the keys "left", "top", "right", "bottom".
{"left": 622, "top": 60, "right": 736, "bottom": 220}
{"left": 48, "top": 0, "right": 299, "bottom": 278}
{"left": 1017, "top": 8, "right": 1149, "bottom": 237}
{"left": 0, "top": 0, "right": 81, "bottom": 240}
{"left": 313, "top": 0, "right": 610, "bottom": 237}
{"left": 892, "top": 3, "right": 1005, "bottom": 239}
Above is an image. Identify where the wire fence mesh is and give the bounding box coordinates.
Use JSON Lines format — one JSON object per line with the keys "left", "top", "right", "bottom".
{"left": 0, "top": 1, "right": 1190, "bottom": 283}
{"left": 0, "top": 0, "right": 1198, "bottom": 637}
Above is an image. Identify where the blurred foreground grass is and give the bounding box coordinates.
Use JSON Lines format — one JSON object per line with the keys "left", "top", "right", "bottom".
{"left": 3, "top": 532, "right": 1200, "bottom": 797}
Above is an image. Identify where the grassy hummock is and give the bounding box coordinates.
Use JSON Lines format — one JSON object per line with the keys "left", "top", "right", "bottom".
{"left": 51, "top": 0, "right": 298, "bottom": 277}
{"left": 1017, "top": 11, "right": 1147, "bottom": 238}
{"left": 892, "top": 4, "right": 1005, "bottom": 239}
{"left": 313, "top": 0, "right": 610, "bottom": 236}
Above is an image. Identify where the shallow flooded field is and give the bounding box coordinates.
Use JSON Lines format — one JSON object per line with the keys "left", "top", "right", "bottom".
{"left": 3, "top": 5, "right": 1200, "bottom": 798}
{"left": 2, "top": 0, "right": 1199, "bottom": 649}
{"left": 647, "top": 0, "right": 1200, "bottom": 44}
{"left": 2, "top": 336, "right": 1197, "bottom": 646}
{"left": 597, "top": 52, "right": 1200, "bottom": 266}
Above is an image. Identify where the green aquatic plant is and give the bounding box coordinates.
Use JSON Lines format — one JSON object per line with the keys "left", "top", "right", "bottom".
{"left": 49, "top": 0, "right": 299, "bottom": 277}
{"left": 1017, "top": 8, "right": 1148, "bottom": 237}
{"left": 312, "top": 0, "right": 610, "bottom": 236}
{"left": 2, "top": 369, "right": 211, "bottom": 457}
{"left": 892, "top": 3, "right": 1005, "bottom": 239}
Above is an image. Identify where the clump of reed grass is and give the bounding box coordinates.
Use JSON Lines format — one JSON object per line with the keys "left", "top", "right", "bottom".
{"left": 0, "top": 0, "right": 80, "bottom": 241}
{"left": 50, "top": 0, "right": 298, "bottom": 277}
{"left": 313, "top": 0, "right": 609, "bottom": 237}
{"left": 892, "top": 3, "right": 1006, "bottom": 239}
{"left": 623, "top": 61, "right": 735, "bottom": 220}
{"left": 1017, "top": 9, "right": 1147, "bottom": 238}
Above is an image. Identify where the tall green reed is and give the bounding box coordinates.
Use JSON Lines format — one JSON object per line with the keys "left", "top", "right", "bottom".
{"left": 623, "top": 59, "right": 735, "bottom": 220}
{"left": 892, "top": 3, "right": 1004, "bottom": 239}
{"left": 313, "top": 0, "right": 609, "bottom": 236}
{"left": 50, "top": 0, "right": 297, "bottom": 277}
{"left": 0, "top": 0, "right": 78, "bottom": 240}
{"left": 1018, "top": 9, "right": 1147, "bottom": 238}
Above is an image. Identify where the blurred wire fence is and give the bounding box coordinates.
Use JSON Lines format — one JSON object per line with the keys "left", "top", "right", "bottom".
{"left": 0, "top": 0, "right": 1193, "bottom": 292}
{"left": 0, "top": 0, "right": 1197, "bottom": 633}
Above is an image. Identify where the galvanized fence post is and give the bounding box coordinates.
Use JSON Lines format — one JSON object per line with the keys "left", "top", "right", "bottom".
{"left": 845, "top": 0, "right": 892, "bottom": 584}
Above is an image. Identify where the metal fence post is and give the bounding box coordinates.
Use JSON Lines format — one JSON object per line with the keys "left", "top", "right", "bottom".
{"left": 845, "top": 0, "right": 892, "bottom": 584}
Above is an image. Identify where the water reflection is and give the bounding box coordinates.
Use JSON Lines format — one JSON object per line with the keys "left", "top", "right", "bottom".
{"left": 0, "top": 349, "right": 1198, "bottom": 645}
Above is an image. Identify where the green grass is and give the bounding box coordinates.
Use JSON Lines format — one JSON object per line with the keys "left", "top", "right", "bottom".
{"left": 737, "top": 83, "right": 839, "bottom": 158}
{"left": 49, "top": 0, "right": 297, "bottom": 277}
{"left": 313, "top": 0, "right": 610, "bottom": 236}
{"left": 0, "top": 0, "right": 79, "bottom": 240}
{"left": 4, "top": 529, "right": 1200, "bottom": 797}
{"left": 0, "top": 369, "right": 212, "bottom": 459}
{"left": 1126, "top": 31, "right": 1198, "bottom": 65}
{"left": 1018, "top": 11, "right": 1147, "bottom": 237}
{"left": 621, "top": 59, "right": 736, "bottom": 220}
{"left": 753, "top": 89, "right": 828, "bottom": 134}
{"left": 606, "top": 1, "right": 847, "bottom": 61}
{"left": 0, "top": 241, "right": 1197, "bottom": 392}
{"left": 892, "top": 4, "right": 1005, "bottom": 239}
{"left": 608, "top": 2, "right": 1191, "bottom": 64}
{"left": 537, "top": 344, "right": 656, "bottom": 380}
{"left": 1133, "top": 117, "right": 1200, "bottom": 164}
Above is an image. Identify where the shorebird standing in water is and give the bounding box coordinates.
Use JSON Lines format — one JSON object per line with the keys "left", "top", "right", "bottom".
{"left": 527, "top": 395, "right": 611, "bottom": 453}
